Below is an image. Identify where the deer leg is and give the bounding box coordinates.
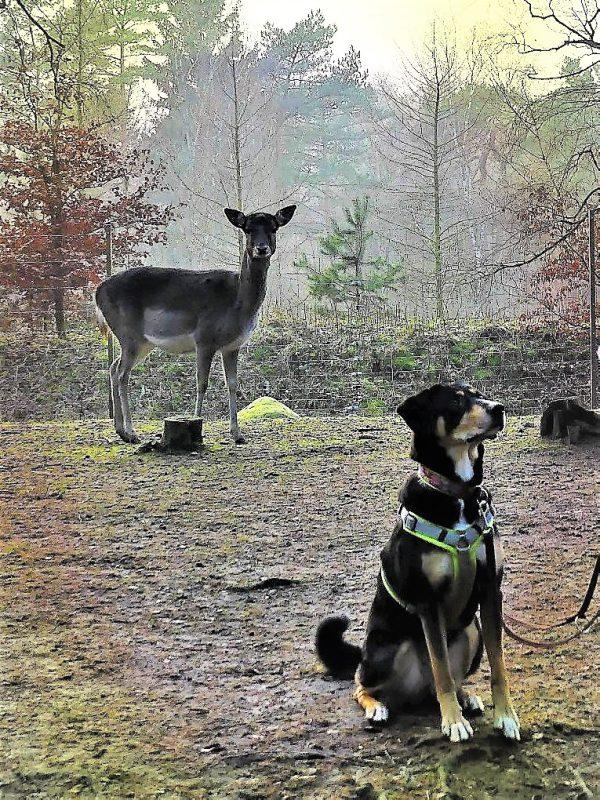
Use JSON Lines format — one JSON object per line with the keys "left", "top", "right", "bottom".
{"left": 420, "top": 606, "right": 474, "bottom": 743}
{"left": 194, "top": 346, "right": 214, "bottom": 418}
{"left": 109, "top": 357, "right": 124, "bottom": 433}
{"left": 221, "top": 349, "right": 244, "bottom": 444}
{"left": 116, "top": 344, "right": 143, "bottom": 444}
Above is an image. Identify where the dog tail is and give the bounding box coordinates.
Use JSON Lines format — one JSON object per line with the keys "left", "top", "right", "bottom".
{"left": 315, "top": 615, "right": 361, "bottom": 677}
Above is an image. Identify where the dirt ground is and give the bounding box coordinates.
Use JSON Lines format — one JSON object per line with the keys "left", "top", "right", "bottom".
{"left": 0, "top": 415, "right": 598, "bottom": 799}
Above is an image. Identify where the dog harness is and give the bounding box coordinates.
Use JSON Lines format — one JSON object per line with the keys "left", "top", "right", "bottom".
{"left": 380, "top": 497, "right": 496, "bottom": 614}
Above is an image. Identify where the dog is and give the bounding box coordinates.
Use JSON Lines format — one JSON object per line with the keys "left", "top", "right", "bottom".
{"left": 316, "top": 382, "right": 520, "bottom": 742}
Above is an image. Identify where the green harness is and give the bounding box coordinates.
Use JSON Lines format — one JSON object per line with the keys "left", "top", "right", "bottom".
{"left": 380, "top": 500, "right": 496, "bottom": 614}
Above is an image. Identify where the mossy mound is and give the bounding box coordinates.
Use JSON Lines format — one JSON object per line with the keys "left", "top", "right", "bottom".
{"left": 238, "top": 396, "right": 299, "bottom": 422}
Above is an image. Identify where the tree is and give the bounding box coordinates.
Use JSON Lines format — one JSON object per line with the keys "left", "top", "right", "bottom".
{"left": 0, "top": 0, "right": 169, "bottom": 134}
{"left": 376, "top": 33, "right": 487, "bottom": 319}
{"left": 148, "top": 6, "right": 371, "bottom": 278}
{"left": 517, "top": 187, "right": 598, "bottom": 330}
{"left": 512, "top": 0, "right": 600, "bottom": 79}
{"left": 486, "top": 56, "right": 600, "bottom": 290}
{"left": 295, "top": 196, "right": 404, "bottom": 310}
{"left": 0, "top": 121, "right": 175, "bottom": 336}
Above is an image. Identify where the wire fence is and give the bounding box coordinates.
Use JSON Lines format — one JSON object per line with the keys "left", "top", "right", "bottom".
{"left": 0, "top": 217, "right": 596, "bottom": 420}
{"left": 0, "top": 294, "right": 593, "bottom": 422}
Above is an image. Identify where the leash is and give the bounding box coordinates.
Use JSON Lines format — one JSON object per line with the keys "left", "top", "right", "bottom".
{"left": 485, "top": 529, "right": 600, "bottom": 650}
{"left": 502, "top": 554, "right": 600, "bottom": 630}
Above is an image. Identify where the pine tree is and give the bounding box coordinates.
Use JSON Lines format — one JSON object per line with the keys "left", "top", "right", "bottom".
{"left": 296, "top": 197, "right": 404, "bottom": 310}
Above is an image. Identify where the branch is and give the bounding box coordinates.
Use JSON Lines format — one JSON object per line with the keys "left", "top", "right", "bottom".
{"left": 10, "top": 0, "right": 63, "bottom": 48}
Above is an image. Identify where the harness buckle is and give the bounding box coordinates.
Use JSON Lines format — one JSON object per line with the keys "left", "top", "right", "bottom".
{"left": 403, "top": 512, "right": 417, "bottom": 532}
{"left": 456, "top": 533, "right": 471, "bottom": 551}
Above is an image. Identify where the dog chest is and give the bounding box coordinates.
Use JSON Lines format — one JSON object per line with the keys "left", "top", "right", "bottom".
{"left": 421, "top": 548, "right": 478, "bottom": 622}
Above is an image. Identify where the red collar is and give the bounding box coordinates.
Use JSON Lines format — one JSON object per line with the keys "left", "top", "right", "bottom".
{"left": 417, "top": 465, "right": 478, "bottom": 499}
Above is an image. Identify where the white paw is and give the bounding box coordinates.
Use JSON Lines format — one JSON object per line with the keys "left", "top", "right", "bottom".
{"left": 494, "top": 712, "right": 521, "bottom": 741}
{"left": 442, "top": 716, "right": 474, "bottom": 742}
{"left": 462, "top": 694, "right": 485, "bottom": 714}
{"left": 365, "top": 703, "right": 389, "bottom": 723}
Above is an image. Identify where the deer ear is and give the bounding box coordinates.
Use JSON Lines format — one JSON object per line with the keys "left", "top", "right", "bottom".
{"left": 275, "top": 205, "right": 296, "bottom": 227}
{"left": 224, "top": 208, "right": 246, "bottom": 229}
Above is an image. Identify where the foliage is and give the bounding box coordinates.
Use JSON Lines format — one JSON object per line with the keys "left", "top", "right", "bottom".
{"left": 520, "top": 188, "right": 598, "bottom": 330}
{"left": 0, "top": 122, "right": 175, "bottom": 335}
{"left": 295, "top": 197, "right": 404, "bottom": 309}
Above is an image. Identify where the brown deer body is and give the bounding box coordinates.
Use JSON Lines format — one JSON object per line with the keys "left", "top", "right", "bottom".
{"left": 95, "top": 206, "right": 296, "bottom": 443}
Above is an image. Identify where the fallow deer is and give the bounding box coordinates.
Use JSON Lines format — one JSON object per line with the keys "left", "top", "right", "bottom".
{"left": 95, "top": 205, "right": 296, "bottom": 444}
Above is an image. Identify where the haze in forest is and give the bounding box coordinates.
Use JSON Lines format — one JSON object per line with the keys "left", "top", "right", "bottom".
{"left": 0, "top": 0, "right": 597, "bottom": 332}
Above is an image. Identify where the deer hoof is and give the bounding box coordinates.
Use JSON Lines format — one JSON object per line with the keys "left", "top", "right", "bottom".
{"left": 117, "top": 430, "right": 140, "bottom": 444}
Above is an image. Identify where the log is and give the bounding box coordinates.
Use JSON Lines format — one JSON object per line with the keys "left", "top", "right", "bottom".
{"left": 540, "top": 398, "right": 600, "bottom": 442}
{"left": 160, "top": 416, "right": 203, "bottom": 451}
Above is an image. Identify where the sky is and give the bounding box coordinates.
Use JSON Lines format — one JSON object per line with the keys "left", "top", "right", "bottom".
{"left": 240, "top": 0, "right": 542, "bottom": 77}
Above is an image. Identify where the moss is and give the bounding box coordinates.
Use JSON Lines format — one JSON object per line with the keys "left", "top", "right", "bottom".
{"left": 238, "top": 396, "right": 299, "bottom": 423}
{"left": 361, "top": 398, "right": 387, "bottom": 416}
{"left": 473, "top": 367, "right": 493, "bottom": 381}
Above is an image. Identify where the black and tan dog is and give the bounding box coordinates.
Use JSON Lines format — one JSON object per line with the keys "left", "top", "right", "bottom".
{"left": 316, "top": 383, "right": 520, "bottom": 742}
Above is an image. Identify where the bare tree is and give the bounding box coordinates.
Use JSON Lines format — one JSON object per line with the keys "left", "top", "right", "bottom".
{"left": 511, "top": 0, "right": 600, "bottom": 79}
{"left": 375, "top": 32, "right": 487, "bottom": 319}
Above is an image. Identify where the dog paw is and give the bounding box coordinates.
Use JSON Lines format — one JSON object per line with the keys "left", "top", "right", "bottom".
{"left": 233, "top": 434, "right": 246, "bottom": 445}
{"left": 494, "top": 710, "right": 520, "bottom": 741}
{"left": 461, "top": 693, "right": 485, "bottom": 716}
{"left": 365, "top": 703, "right": 389, "bottom": 724}
{"left": 441, "top": 715, "right": 474, "bottom": 743}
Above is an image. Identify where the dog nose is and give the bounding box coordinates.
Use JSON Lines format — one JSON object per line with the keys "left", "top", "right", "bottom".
{"left": 256, "top": 245, "right": 270, "bottom": 255}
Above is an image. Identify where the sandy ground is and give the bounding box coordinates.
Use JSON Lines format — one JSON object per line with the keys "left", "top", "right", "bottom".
{"left": 0, "top": 415, "right": 598, "bottom": 799}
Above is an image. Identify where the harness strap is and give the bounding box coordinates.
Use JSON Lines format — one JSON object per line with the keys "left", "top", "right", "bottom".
{"left": 379, "top": 561, "right": 419, "bottom": 614}
{"left": 398, "top": 505, "right": 491, "bottom": 564}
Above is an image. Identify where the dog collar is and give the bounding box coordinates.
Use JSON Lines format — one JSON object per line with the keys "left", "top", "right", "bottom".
{"left": 417, "top": 466, "right": 478, "bottom": 499}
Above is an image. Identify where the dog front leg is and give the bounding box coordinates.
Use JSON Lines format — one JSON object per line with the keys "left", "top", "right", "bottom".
{"left": 354, "top": 676, "right": 389, "bottom": 724}
{"left": 421, "top": 606, "right": 474, "bottom": 742}
{"left": 479, "top": 588, "right": 520, "bottom": 740}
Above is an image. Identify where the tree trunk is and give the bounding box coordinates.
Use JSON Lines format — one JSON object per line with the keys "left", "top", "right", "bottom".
{"left": 161, "top": 417, "right": 203, "bottom": 451}
{"left": 52, "top": 287, "right": 66, "bottom": 338}
{"left": 432, "top": 81, "right": 444, "bottom": 321}
{"left": 231, "top": 48, "right": 245, "bottom": 268}
{"left": 75, "top": 0, "right": 84, "bottom": 126}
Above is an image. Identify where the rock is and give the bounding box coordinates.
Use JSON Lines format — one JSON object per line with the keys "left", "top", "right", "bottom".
{"left": 238, "top": 396, "right": 299, "bottom": 422}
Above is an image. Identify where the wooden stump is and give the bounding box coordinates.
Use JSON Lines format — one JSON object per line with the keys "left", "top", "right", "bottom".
{"left": 160, "top": 417, "right": 203, "bottom": 451}
{"left": 540, "top": 398, "right": 600, "bottom": 442}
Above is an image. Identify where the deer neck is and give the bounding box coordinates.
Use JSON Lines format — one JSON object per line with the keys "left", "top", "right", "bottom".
{"left": 237, "top": 251, "right": 269, "bottom": 316}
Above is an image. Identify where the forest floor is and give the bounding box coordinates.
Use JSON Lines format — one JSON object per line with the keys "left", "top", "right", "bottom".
{"left": 0, "top": 415, "right": 598, "bottom": 799}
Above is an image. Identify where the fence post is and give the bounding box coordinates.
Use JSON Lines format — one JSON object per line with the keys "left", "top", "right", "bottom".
{"left": 589, "top": 208, "right": 598, "bottom": 408}
{"left": 105, "top": 222, "right": 114, "bottom": 419}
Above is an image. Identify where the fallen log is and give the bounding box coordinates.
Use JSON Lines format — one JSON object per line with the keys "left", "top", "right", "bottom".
{"left": 540, "top": 398, "right": 600, "bottom": 443}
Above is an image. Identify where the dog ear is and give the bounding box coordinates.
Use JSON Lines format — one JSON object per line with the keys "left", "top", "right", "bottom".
{"left": 224, "top": 208, "right": 246, "bottom": 229}
{"left": 274, "top": 205, "right": 296, "bottom": 227}
{"left": 397, "top": 388, "right": 434, "bottom": 433}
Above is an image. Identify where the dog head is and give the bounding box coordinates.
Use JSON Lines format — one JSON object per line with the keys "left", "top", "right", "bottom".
{"left": 397, "top": 383, "right": 505, "bottom": 482}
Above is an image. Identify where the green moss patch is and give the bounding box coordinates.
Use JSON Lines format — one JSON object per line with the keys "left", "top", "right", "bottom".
{"left": 238, "top": 396, "right": 299, "bottom": 422}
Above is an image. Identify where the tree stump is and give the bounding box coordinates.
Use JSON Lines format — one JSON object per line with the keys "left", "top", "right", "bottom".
{"left": 160, "top": 417, "right": 203, "bottom": 451}
{"left": 540, "top": 398, "right": 600, "bottom": 443}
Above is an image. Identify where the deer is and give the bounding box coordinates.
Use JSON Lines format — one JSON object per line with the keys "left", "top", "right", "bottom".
{"left": 94, "top": 205, "right": 296, "bottom": 444}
